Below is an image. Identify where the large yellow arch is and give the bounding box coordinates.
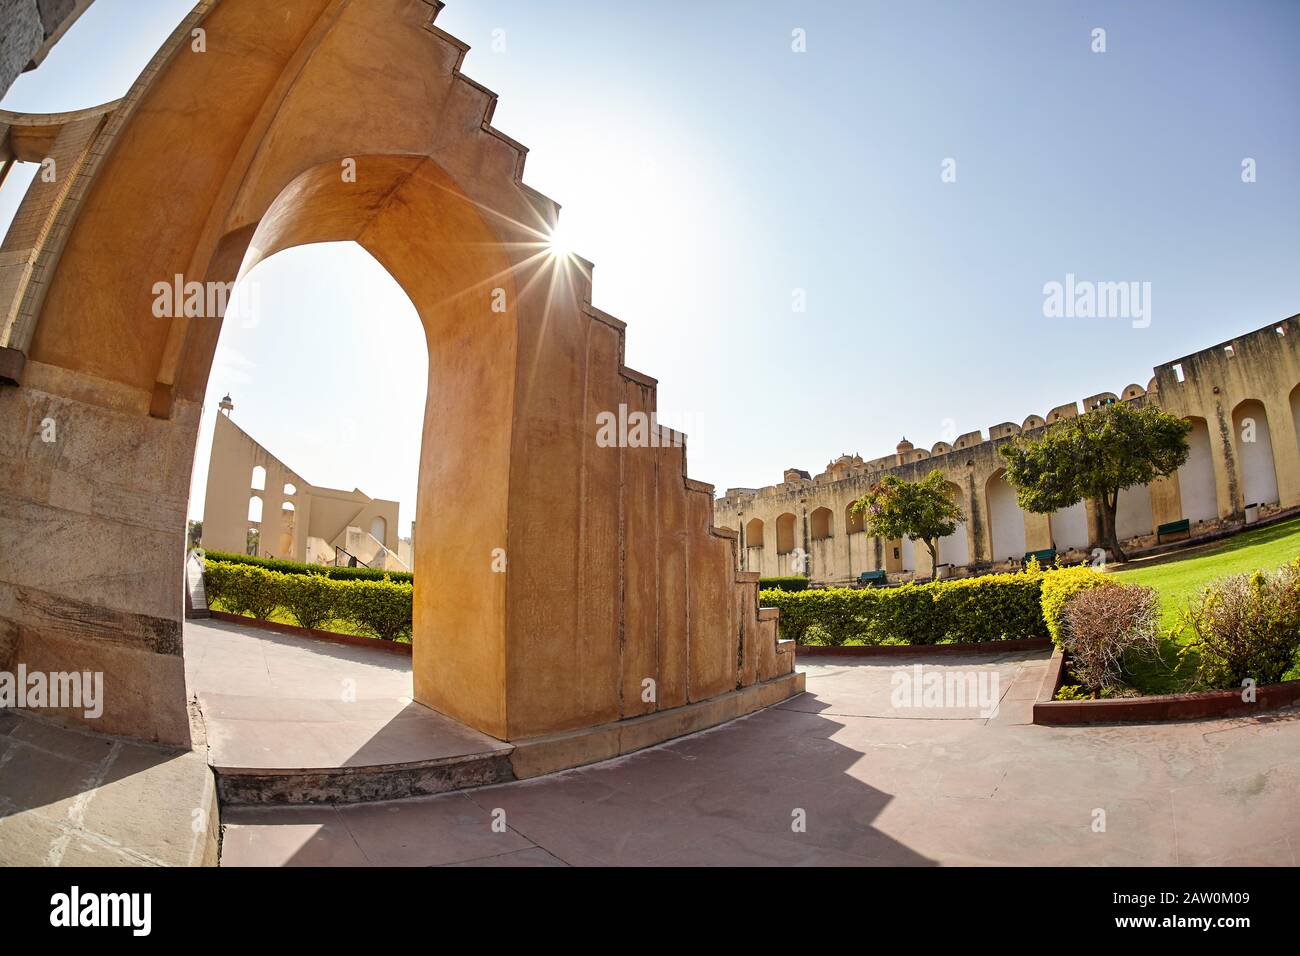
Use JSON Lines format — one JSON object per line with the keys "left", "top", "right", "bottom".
{"left": 0, "top": 0, "right": 798, "bottom": 756}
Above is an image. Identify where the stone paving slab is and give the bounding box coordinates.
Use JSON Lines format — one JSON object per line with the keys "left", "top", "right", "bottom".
{"left": 0, "top": 711, "right": 218, "bottom": 866}
{"left": 186, "top": 619, "right": 509, "bottom": 772}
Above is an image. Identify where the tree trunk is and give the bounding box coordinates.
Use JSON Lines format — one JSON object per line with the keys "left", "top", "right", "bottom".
{"left": 1099, "top": 491, "right": 1126, "bottom": 564}
{"left": 926, "top": 540, "right": 940, "bottom": 581}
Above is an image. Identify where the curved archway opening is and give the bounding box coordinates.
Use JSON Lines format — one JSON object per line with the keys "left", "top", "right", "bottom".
{"left": 810, "top": 507, "right": 833, "bottom": 540}
{"left": 192, "top": 240, "right": 425, "bottom": 573}
{"left": 1115, "top": 485, "right": 1154, "bottom": 540}
{"left": 175, "top": 154, "right": 530, "bottom": 747}
{"left": 1177, "top": 416, "right": 1217, "bottom": 524}
{"left": 189, "top": 238, "right": 432, "bottom": 767}
{"left": 845, "top": 504, "right": 864, "bottom": 535}
{"left": 1233, "top": 399, "right": 1279, "bottom": 508}
{"left": 775, "top": 512, "right": 797, "bottom": 553}
{"left": 1050, "top": 501, "right": 1089, "bottom": 553}
{"left": 936, "top": 482, "right": 969, "bottom": 568}
{"left": 1290, "top": 384, "right": 1300, "bottom": 480}
{"left": 743, "top": 517, "right": 765, "bottom": 573}
{"left": 985, "top": 469, "right": 1026, "bottom": 563}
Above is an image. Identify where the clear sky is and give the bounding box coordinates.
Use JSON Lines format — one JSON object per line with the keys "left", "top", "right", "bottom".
{"left": 3, "top": 1, "right": 1297, "bottom": 538}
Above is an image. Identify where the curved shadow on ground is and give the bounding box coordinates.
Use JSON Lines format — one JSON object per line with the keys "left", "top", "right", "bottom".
{"left": 224, "top": 700, "right": 938, "bottom": 867}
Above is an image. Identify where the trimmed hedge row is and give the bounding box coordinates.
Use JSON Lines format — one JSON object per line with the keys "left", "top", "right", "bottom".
{"left": 759, "top": 576, "right": 811, "bottom": 592}
{"left": 202, "top": 549, "right": 413, "bottom": 584}
{"left": 759, "top": 569, "right": 1065, "bottom": 646}
{"left": 203, "top": 556, "right": 1111, "bottom": 650}
{"left": 203, "top": 560, "right": 413, "bottom": 641}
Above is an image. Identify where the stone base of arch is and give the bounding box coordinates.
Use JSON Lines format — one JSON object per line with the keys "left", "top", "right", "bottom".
{"left": 508, "top": 669, "right": 804, "bottom": 780}
{"left": 0, "top": 366, "right": 199, "bottom": 746}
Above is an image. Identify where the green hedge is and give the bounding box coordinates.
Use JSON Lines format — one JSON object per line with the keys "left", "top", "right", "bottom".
{"left": 759, "top": 576, "right": 810, "bottom": 592}
{"left": 204, "top": 560, "right": 282, "bottom": 620}
{"left": 203, "top": 560, "right": 413, "bottom": 642}
{"left": 202, "top": 549, "right": 413, "bottom": 584}
{"left": 759, "top": 569, "right": 1049, "bottom": 646}
{"left": 1039, "top": 564, "right": 1112, "bottom": 647}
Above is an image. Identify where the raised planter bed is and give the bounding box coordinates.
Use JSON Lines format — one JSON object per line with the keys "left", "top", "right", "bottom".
{"left": 207, "top": 610, "right": 412, "bottom": 656}
{"left": 796, "top": 637, "right": 1052, "bottom": 657}
{"left": 1032, "top": 648, "right": 1300, "bottom": 724}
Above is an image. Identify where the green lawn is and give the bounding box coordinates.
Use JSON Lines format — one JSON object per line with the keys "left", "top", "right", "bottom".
{"left": 1113, "top": 516, "right": 1300, "bottom": 693}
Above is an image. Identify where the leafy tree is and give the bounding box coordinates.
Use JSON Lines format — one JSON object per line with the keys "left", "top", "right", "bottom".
{"left": 851, "top": 470, "right": 964, "bottom": 581}
{"left": 999, "top": 402, "right": 1190, "bottom": 563}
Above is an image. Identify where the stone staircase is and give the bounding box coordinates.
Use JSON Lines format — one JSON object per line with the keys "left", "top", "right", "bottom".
{"left": 184, "top": 551, "right": 209, "bottom": 618}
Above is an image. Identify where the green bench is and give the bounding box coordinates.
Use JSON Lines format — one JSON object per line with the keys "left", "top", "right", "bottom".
{"left": 1156, "top": 518, "right": 1191, "bottom": 543}
{"left": 1023, "top": 548, "right": 1057, "bottom": 565}
{"left": 858, "top": 569, "right": 888, "bottom": 587}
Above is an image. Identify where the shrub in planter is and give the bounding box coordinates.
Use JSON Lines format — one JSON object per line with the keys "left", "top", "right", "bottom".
{"left": 337, "top": 577, "right": 414, "bottom": 642}
{"left": 1183, "top": 559, "right": 1300, "bottom": 689}
{"left": 759, "top": 570, "right": 1046, "bottom": 646}
{"left": 859, "top": 583, "right": 952, "bottom": 644}
{"left": 758, "top": 588, "right": 863, "bottom": 645}
{"left": 929, "top": 572, "right": 1046, "bottom": 643}
{"left": 1039, "top": 564, "right": 1113, "bottom": 647}
{"left": 277, "top": 573, "right": 342, "bottom": 631}
{"left": 201, "top": 560, "right": 237, "bottom": 608}
{"left": 802, "top": 623, "right": 834, "bottom": 646}
{"left": 1060, "top": 582, "right": 1160, "bottom": 692}
{"left": 207, "top": 561, "right": 282, "bottom": 619}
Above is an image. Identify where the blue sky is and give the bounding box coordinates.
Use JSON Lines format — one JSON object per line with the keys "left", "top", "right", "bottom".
{"left": 3, "top": 0, "right": 1297, "bottom": 537}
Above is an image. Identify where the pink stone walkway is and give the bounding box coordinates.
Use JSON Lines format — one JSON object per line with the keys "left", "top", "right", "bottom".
{"left": 186, "top": 619, "right": 508, "bottom": 772}
{"left": 220, "top": 647, "right": 1300, "bottom": 866}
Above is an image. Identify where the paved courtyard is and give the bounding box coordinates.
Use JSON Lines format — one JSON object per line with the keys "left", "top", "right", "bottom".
{"left": 214, "top": 627, "right": 1300, "bottom": 866}
{"left": 187, "top": 620, "right": 506, "bottom": 772}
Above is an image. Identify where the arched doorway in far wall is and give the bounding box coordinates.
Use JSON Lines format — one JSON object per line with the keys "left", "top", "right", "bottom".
{"left": 985, "top": 469, "right": 1026, "bottom": 563}
{"left": 1177, "top": 416, "right": 1218, "bottom": 523}
{"left": 278, "top": 501, "right": 296, "bottom": 555}
{"left": 744, "top": 517, "right": 765, "bottom": 572}
{"left": 1233, "top": 399, "right": 1280, "bottom": 508}
{"left": 810, "top": 507, "right": 832, "bottom": 540}
{"left": 1115, "top": 485, "right": 1153, "bottom": 540}
{"left": 899, "top": 535, "right": 916, "bottom": 572}
{"left": 936, "top": 482, "right": 968, "bottom": 568}
{"left": 809, "top": 506, "right": 834, "bottom": 579}
{"left": 845, "top": 504, "right": 864, "bottom": 535}
{"left": 1290, "top": 384, "right": 1300, "bottom": 482}
{"left": 844, "top": 503, "right": 867, "bottom": 575}
{"left": 775, "top": 512, "right": 798, "bottom": 574}
{"left": 775, "top": 512, "right": 797, "bottom": 553}
{"left": 1050, "top": 500, "right": 1089, "bottom": 552}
